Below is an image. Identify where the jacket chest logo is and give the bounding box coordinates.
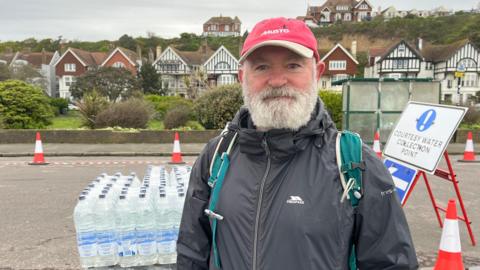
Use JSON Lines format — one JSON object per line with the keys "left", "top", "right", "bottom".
{"left": 286, "top": 196, "right": 304, "bottom": 205}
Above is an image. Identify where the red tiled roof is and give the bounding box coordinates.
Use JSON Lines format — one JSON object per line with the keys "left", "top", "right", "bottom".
{"left": 205, "top": 15, "right": 241, "bottom": 25}
{"left": 173, "top": 45, "right": 215, "bottom": 65}
{"left": 16, "top": 52, "right": 55, "bottom": 68}
{"left": 69, "top": 48, "right": 107, "bottom": 66}
{"left": 422, "top": 39, "right": 470, "bottom": 62}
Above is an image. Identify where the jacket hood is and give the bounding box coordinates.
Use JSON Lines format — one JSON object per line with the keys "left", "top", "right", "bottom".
{"left": 228, "top": 99, "right": 337, "bottom": 160}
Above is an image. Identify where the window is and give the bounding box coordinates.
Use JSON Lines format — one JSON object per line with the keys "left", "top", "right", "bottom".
{"left": 64, "top": 76, "right": 76, "bottom": 87}
{"left": 444, "top": 94, "right": 452, "bottom": 103}
{"left": 218, "top": 74, "right": 235, "bottom": 85}
{"left": 344, "top": 13, "right": 351, "bottom": 21}
{"left": 65, "top": 63, "right": 76, "bottom": 72}
{"left": 360, "top": 4, "right": 369, "bottom": 9}
{"left": 464, "top": 73, "right": 478, "bottom": 87}
{"left": 322, "top": 80, "right": 327, "bottom": 89}
{"left": 332, "top": 74, "right": 349, "bottom": 82}
{"left": 393, "top": 59, "right": 408, "bottom": 69}
{"left": 398, "top": 44, "right": 405, "bottom": 54}
{"left": 329, "top": 60, "right": 347, "bottom": 70}
{"left": 225, "top": 25, "right": 230, "bottom": 31}
{"left": 215, "top": 62, "right": 231, "bottom": 71}
{"left": 112, "top": 61, "right": 125, "bottom": 68}
{"left": 447, "top": 80, "right": 452, "bottom": 89}
{"left": 335, "top": 13, "right": 342, "bottom": 21}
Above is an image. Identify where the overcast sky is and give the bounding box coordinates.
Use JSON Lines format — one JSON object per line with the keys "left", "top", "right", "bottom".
{"left": 1, "top": 0, "right": 479, "bottom": 41}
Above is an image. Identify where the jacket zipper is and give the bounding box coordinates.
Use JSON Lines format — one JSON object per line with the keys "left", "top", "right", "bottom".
{"left": 253, "top": 136, "right": 271, "bottom": 270}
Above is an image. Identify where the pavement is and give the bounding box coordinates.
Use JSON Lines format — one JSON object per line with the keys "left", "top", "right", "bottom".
{"left": 0, "top": 143, "right": 479, "bottom": 157}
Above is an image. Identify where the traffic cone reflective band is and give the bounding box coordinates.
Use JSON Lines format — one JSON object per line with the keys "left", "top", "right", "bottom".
{"left": 169, "top": 132, "right": 185, "bottom": 164}
{"left": 29, "top": 132, "right": 49, "bottom": 165}
{"left": 459, "top": 131, "right": 478, "bottom": 162}
{"left": 373, "top": 130, "right": 382, "bottom": 158}
{"left": 433, "top": 199, "right": 464, "bottom": 270}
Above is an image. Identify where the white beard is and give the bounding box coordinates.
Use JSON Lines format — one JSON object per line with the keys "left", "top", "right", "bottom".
{"left": 242, "top": 81, "right": 318, "bottom": 131}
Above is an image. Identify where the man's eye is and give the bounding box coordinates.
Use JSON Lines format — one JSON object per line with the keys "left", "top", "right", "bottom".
{"left": 254, "top": 65, "right": 268, "bottom": 71}
{"left": 287, "top": 63, "right": 302, "bottom": 69}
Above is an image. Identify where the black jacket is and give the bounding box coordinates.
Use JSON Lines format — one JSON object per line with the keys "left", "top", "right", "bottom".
{"left": 177, "top": 100, "right": 418, "bottom": 270}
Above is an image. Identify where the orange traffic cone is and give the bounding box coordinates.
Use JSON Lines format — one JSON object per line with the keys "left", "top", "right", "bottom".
{"left": 459, "top": 131, "right": 479, "bottom": 162}
{"left": 372, "top": 130, "right": 382, "bottom": 158}
{"left": 168, "top": 132, "right": 185, "bottom": 164}
{"left": 433, "top": 199, "right": 464, "bottom": 270}
{"left": 29, "top": 132, "right": 49, "bottom": 165}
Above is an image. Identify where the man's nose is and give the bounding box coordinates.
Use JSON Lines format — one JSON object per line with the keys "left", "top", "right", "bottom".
{"left": 267, "top": 70, "right": 287, "bottom": 88}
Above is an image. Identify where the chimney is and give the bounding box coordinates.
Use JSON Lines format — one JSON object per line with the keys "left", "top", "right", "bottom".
{"left": 136, "top": 45, "right": 142, "bottom": 60}
{"left": 156, "top": 45, "right": 162, "bottom": 59}
{"left": 351, "top": 40, "right": 357, "bottom": 59}
{"left": 41, "top": 48, "right": 47, "bottom": 65}
{"left": 417, "top": 37, "right": 423, "bottom": 51}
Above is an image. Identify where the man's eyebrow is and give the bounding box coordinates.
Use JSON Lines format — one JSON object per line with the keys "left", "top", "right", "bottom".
{"left": 247, "top": 57, "right": 266, "bottom": 65}
{"left": 286, "top": 54, "right": 309, "bottom": 62}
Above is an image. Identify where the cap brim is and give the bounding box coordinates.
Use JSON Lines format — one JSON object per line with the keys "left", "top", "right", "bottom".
{"left": 239, "top": 40, "right": 314, "bottom": 63}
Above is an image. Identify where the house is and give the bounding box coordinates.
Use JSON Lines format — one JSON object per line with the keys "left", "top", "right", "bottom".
{"left": 153, "top": 43, "right": 239, "bottom": 98}
{"left": 101, "top": 47, "right": 141, "bottom": 76}
{"left": 54, "top": 48, "right": 107, "bottom": 99}
{"left": 203, "top": 16, "right": 241, "bottom": 37}
{"left": 364, "top": 39, "right": 480, "bottom": 104}
{"left": 422, "top": 40, "right": 480, "bottom": 104}
{"left": 0, "top": 50, "right": 60, "bottom": 97}
{"left": 307, "top": 0, "right": 373, "bottom": 26}
{"left": 319, "top": 42, "right": 359, "bottom": 90}
{"left": 380, "top": 6, "right": 406, "bottom": 20}
{"left": 364, "top": 40, "right": 426, "bottom": 79}
{"left": 296, "top": 16, "right": 319, "bottom": 28}
{"left": 431, "top": 6, "right": 453, "bottom": 17}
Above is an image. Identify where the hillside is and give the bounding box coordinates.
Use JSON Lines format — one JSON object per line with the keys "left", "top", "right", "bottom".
{"left": 1, "top": 12, "right": 479, "bottom": 60}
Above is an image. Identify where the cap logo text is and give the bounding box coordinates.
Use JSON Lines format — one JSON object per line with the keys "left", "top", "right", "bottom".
{"left": 261, "top": 28, "right": 290, "bottom": 36}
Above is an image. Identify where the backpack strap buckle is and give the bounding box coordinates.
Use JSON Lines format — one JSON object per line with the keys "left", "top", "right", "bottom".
{"left": 204, "top": 209, "right": 224, "bottom": 221}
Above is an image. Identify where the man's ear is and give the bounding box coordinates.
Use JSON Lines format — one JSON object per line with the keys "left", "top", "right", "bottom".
{"left": 238, "top": 66, "right": 244, "bottom": 83}
{"left": 316, "top": 61, "right": 326, "bottom": 81}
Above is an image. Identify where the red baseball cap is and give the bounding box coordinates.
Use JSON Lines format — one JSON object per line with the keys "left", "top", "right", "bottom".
{"left": 239, "top": 17, "right": 320, "bottom": 63}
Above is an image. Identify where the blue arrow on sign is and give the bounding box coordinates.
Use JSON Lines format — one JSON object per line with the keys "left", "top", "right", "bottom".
{"left": 384, "top": 159, "right": 417, "bottom": 204}
{"left": 416, "top": 109, "right": 436, "bottom": 132}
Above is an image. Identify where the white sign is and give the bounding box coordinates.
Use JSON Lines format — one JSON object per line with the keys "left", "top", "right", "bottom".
{"left": 384, "top": 102, "right": 467, "bottom": 174}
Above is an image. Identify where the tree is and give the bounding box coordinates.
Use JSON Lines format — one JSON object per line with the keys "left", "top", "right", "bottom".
{"left": 0, "top": 80, "right": 54, "bottom": 128}
{"left": 70, "top": 67, "right": 141, "bottom": 101}
{"left": 184, "top": 68, "right": 208, "bottom": 99}
{"left": 76, "top": 90, "right": 109, "bottom": 129}
{"left": 118, "top": 34, "right": 137, "bottom": 51}
{"left": 139, "top": 63, "right": 164, "bottom": 95}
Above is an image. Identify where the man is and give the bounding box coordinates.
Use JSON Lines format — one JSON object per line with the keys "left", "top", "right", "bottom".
{"left": 177, "top": 17, "right": 418, "bottom": 269}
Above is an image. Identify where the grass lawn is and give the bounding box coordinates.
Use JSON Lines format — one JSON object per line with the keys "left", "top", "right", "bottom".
{"left": 47, "top": 111, "right": 166, "bottom": 130}
{"left": 46, "top": 110, "right": 83, "bottom": 129}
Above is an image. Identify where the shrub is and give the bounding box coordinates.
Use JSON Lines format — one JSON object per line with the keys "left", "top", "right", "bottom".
{"left": 144, "top": 95, "right": 193, "bottom": 120}
{"left": 164, "top": 105, "right": 191, "bottom": 129}
{"left": 76, "top": 90, "right": 110, "bottom": 129}
{"left": 462, "top": 106, "right": 480, "bottom": 126}
{"left": 49, "top": 97, "right": 70, "bottom": 115}
{"left": 319, "top": 90, "right": 343, "bottom": 129}
{"left": 0, "top": 80, "right": 54, "bottom": 128}
{"left": 194, "top": 84, "right": 243, "bottom": 129}
{"left": 95, "top": 98, "right": 154, "bottom": 129}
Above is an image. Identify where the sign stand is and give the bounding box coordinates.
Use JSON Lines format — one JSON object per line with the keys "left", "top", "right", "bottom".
{"left": 402, "top": 151, "right": 476, "bottom": 246}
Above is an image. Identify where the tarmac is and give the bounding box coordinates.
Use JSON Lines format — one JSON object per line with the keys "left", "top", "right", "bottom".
{"left": 0, "top": 143, "right": 479, "bottom": 157}
{"left": 1, "top": 143, "right": 479, "bottom": 269}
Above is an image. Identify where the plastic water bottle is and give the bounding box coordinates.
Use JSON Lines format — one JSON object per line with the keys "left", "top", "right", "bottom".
{"left": 115, "top": 194, "right": 138, "bottom": 267}
{"left": 136, "top": 192, "right": 157, "bottom": 266}
{"left": 156, "top": 189, "right": 177, "bottom": 264}
{"left": 94, "top": 193, "right": 117, "bottom": 267}
{"left": 73, "top": 195, "right": 97, "bottom": 268}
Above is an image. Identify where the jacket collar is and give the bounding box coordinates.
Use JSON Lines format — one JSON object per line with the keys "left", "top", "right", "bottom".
{"left": 229, "top": 99, "right": 336, "bottom": 160}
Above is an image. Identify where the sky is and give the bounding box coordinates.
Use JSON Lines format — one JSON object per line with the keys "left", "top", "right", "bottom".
{"left": 1, "top": 0, "right": 479, "bottom": 41}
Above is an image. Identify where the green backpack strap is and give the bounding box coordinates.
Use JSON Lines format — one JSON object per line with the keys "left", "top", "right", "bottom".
{"left": 336, "top": 130, "right": 365, "bottom": 270}
{"left": 204, "top": 124, "right": 238, "bottom": 269}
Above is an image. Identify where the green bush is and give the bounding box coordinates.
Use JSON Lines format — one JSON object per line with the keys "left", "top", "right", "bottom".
{"left": 319, "top": 90, "right": 343, "bottom": 129}
{"left": 0, "top": 80, "right": 54, "bottom": 128}
{"left": 76, "top": 90, "right": 110, "bottom": 129}
{"left": 194, "top": 84, "right": 243, "bottom": 129}
{"left": 95, "top": 98, "right": 154, "bottom": 129}
{"left": 461, "top": 106, "right": 480, "bottom": 126}
{"left": 164, "top": 105, "right": 191, "bottom": 129}
{"left": 144, "top": 95, "right": 193, "bottom": 120}
{"left": 49, "top": 97, "right": 70, "bottom": 115}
